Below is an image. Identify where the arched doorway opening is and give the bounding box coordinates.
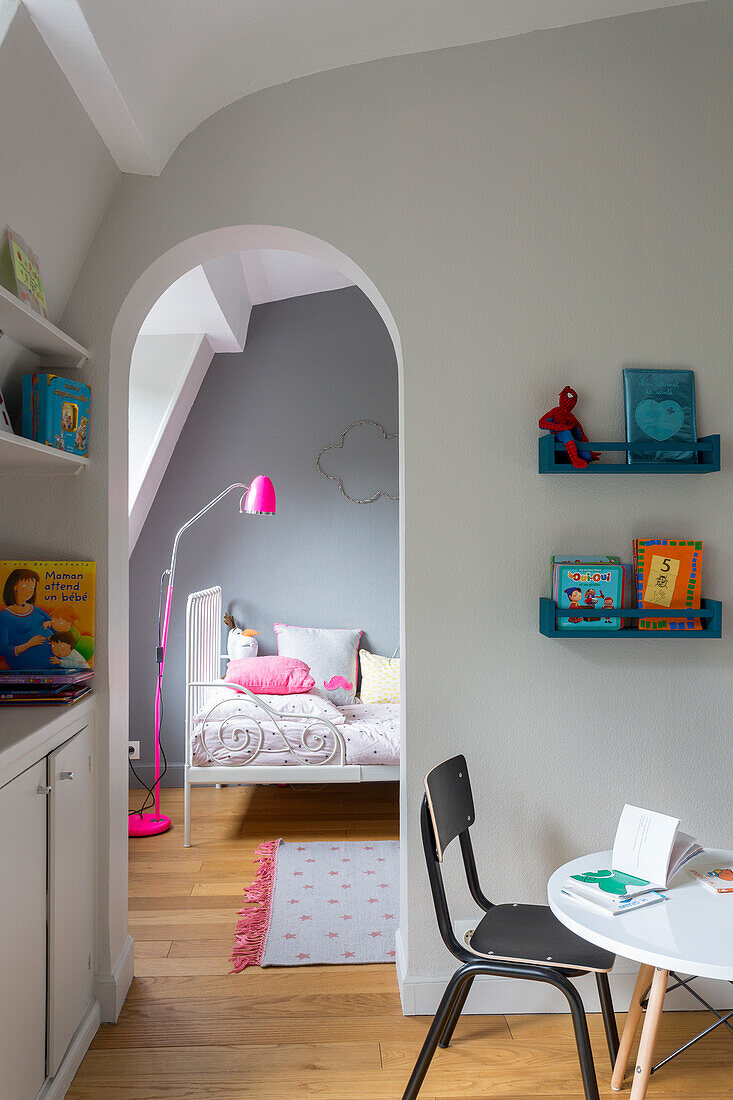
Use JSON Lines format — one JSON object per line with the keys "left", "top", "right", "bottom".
{"left": 108, "top": 224, "right": 405, "bottom": 971}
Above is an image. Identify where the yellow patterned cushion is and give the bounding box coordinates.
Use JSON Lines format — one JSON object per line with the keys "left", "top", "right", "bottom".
{"left": 359, "top": 649, "right": 400, "bottom": 704}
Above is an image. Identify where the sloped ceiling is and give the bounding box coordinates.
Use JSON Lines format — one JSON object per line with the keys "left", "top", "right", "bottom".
{"left": 24, "top": 0, "right": 707, "bottom": 174}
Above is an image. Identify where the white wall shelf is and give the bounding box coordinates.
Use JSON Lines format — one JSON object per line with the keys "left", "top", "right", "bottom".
{"left": 0, "top": 432, "right": 88, "bottom": 475}
{"left": 0, "top": 285, "right": 88, "bottom": 368}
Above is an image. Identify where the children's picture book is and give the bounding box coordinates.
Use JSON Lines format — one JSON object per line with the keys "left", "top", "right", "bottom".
{"left": 22, "top": 373, "right": 90, "bottom": 455}
{"left": 623, "top": 368, "right": 697, "bottom": 464}
{"left": 552, "top": 563, "right": 625, "bottom": 631}
{"left": 561, "top": 883, "right": 667, "bottom": 917}
{"left": 688, "top": 866, "right": 733, "bottom": 894}
{"left": 0, "top": 561, "right": 95, "bottom": 674}
{"left": 612, "top": 804, "right": 702, "bottom": 889}
{"left": 634, "top": 538, "right": 702, "bottom": 631}
{"left": 550, "top": 554, "right": 621, "bottom": 588}
{"left": 4, "top": 228, "right": 49, "bottom": 317}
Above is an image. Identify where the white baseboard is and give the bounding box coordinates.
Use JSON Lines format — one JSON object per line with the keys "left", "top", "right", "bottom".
{"left": 37, "top": 998, "right": 101, "bottom": 1100}
{"left": 396, "top": 921, "right": 733, "bottom": 1016}
{"left": 95, "top": 933, "right": 134, "bottom": 1022}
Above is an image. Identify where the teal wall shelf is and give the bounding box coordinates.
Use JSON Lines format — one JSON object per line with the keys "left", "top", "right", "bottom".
{"left": 539, "top": 597, "right": 722, "bottom": 639}
{"left": 538, "top": 434, "right": 720, "bottom": 473}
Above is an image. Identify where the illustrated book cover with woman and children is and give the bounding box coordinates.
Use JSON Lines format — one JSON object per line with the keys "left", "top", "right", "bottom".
{"left": 0, "top": 561, "right": 95, "bottom": 677}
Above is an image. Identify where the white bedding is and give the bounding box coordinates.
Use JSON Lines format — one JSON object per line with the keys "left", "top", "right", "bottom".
{"left": 191, "top": 688, "right": 399, "bottom": 768}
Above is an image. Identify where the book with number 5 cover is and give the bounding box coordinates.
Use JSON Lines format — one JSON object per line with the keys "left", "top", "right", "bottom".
{"left": 633, "top": 539, "right": 702, "bottom": 631}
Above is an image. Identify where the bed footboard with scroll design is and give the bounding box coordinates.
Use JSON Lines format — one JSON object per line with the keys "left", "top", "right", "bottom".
{"left": 188, "top": 681, "right": 347, "bottom": 768}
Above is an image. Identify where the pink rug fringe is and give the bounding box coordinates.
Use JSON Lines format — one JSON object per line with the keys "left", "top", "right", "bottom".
{"left": 229, "top": 839, "right": 281, "bottom": 972}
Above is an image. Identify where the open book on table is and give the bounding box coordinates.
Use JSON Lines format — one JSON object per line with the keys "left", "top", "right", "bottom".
{"left": 612, "top": 804, "right": 702, "bottom": 889}
{"left": 563, "top": 804, "right": 702, "bottom": 915}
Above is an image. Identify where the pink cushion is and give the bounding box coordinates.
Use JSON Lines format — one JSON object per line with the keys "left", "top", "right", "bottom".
{"left": 224, "top": 656, "right": 315, "bottom": 695}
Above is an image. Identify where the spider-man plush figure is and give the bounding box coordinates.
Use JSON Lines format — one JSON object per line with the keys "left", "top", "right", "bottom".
{"left": 539, "top": 386, "right": 600, "bottom": 469}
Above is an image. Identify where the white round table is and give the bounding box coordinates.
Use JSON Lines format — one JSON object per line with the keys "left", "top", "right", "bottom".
{"left": 549, "top": 849, "right": 733, "bottom": 1098}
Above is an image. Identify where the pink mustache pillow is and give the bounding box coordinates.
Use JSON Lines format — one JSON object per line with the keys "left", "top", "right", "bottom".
{"left": 274, "top": 623, "right": 362, "bottom": 704}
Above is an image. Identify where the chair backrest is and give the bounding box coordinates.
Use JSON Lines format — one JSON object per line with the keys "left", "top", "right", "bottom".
{"left": 421, "top": 755, "right": 491, "bottom": 959}
{"left": 424, "top": 754, "right": 475, "bottom": 862}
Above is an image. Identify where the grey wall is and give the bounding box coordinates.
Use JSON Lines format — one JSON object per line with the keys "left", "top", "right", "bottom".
{"left": 129, "top": 286, "right": 398, "bottom": 781}
{"left": 51, "top": 0, "right": 732, "bottom": 993}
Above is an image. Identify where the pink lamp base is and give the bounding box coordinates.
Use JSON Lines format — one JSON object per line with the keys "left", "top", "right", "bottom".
{"left": 128, "top": 813, "right": 172, "bottom": 837}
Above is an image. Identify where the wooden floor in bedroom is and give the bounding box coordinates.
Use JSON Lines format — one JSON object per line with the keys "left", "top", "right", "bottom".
{"left": 66, "top": 784, "right": 730, "bottom": 1099}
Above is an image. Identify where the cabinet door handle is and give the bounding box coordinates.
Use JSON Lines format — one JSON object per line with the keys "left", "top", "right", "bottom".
{"left": 37, "top": 785, "right": 52, "bottom": 795}
{"left": 59, "top": 771, "right": 75, "bottom": 781}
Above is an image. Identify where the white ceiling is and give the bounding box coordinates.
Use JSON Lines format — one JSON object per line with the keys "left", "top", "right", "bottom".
{"left": 140, "top": 250, "right": 352, "bottom": 347}
{"left": 23, "top": 0, "right": 706, "bottom": 175}
{"left": 242, "top": 250, "right": 352, "bottom": 306}
{"left": 139, "top": 265, "right": 241, "bottom": 351}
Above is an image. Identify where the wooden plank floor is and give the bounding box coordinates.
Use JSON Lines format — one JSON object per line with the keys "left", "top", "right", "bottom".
{"left": 67, "top": 784, "right": 731, "bottom": 1098}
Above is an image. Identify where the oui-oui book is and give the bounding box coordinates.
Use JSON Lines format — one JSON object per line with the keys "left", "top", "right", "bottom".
{"left": 553, "top": 562, "right": 625, "bottom": 631}
{"left": 0, "top": 561, "right": 95, "bottom": 673}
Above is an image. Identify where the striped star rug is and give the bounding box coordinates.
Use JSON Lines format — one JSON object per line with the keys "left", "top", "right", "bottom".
{"left": 230, "top": 839, "right": 399, "bottom": 969}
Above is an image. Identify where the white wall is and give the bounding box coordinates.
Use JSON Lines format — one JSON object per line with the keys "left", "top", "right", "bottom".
{"left": 0, "top": 0, "right": 121, "bottom": 1004}
{"left": 0, "top": 1, "right": 118, "bottom": 419}
{"left": 20, "top": 0, "right": 731, "bottom": 1005}
{"left": 128, "top": 332, "right": 214, "bottom": 550}
{"left": 201, "top": 253, "right": 252, "bottom": 349}
{"left": 0, "top": 2, "right": 118, "bottom": 315}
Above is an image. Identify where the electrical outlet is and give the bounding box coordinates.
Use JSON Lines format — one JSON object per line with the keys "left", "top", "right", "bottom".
{"left": 128, "top": 741, "right": 140, "bottom": 760}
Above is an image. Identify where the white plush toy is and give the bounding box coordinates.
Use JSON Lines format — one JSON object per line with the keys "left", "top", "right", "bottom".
{"left": 223, "top": 612, "right": 259, "bottom": 660}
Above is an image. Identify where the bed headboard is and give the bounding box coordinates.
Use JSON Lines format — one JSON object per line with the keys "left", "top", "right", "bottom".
{"left": 185, "top": 585, "right": 222, "bottom": 720}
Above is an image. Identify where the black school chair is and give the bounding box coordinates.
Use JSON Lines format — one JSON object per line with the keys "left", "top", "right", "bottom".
{"left": 401, "top": 755, "right": 619, "bottom": 1100}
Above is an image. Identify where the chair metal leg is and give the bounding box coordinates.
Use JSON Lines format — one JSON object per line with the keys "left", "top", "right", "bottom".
{"left": 438, "top": 974, "right": 475, "bottom": 1048}
{"left": 556, "top": 974, "right": 601, "bottom": 1100}
{"left": 596, "top": 971, "right": 620, "bottom": 1067}
{"left": 401, "top": 966, "right": 476, "bottom": 1100}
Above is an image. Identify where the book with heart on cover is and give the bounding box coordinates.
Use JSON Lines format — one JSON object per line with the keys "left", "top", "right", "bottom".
{"left": 623, "top": 368, "right": 697, "bottom": 464}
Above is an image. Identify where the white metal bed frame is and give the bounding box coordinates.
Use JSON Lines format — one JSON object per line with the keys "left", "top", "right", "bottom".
{"left": 184, "top": 586, "right": 399, "bottom": 846}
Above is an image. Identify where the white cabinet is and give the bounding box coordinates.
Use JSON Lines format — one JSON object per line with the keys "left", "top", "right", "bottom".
{"left": 0, "top": 759, "right": 48, "bottom": 1100}
{"left": 0, "top": 715, "right": 96, "bottom": 1098}
{"left": 48, "top": 725, "right": 95, "bottom": 1076}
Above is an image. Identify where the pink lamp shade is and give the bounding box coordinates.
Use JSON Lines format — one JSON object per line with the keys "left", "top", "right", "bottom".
{"left": 242, "top": 474, "right": 276, "bottom": 515}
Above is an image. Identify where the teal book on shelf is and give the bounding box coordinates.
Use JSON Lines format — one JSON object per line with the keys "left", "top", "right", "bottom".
{"left": 22, "top": 373, "right": 90, "bottom": 456}
{"left": 553, "top": 563, "right": 625, "bottom": 631}
{"left": 623, "top": 368, "right": 697, "bottom": 464}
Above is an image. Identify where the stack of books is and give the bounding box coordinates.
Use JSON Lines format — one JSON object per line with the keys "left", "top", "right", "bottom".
{"left": 562, "top": 804, "right": 703, "bottom": 917}
{"left": 22, "top": 374, "right": 90, "bottom": 456}
{"left": 0, "top": 670, "right": 92, "bottom": 707}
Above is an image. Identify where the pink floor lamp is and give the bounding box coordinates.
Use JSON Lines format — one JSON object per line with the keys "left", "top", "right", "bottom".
{"left": 129, "top": 475, "right": 277, "bottom": 838}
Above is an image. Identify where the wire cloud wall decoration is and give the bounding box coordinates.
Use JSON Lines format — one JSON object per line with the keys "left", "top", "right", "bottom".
{"left": 315, "top": 419, "right": 398, "bottom": 504}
